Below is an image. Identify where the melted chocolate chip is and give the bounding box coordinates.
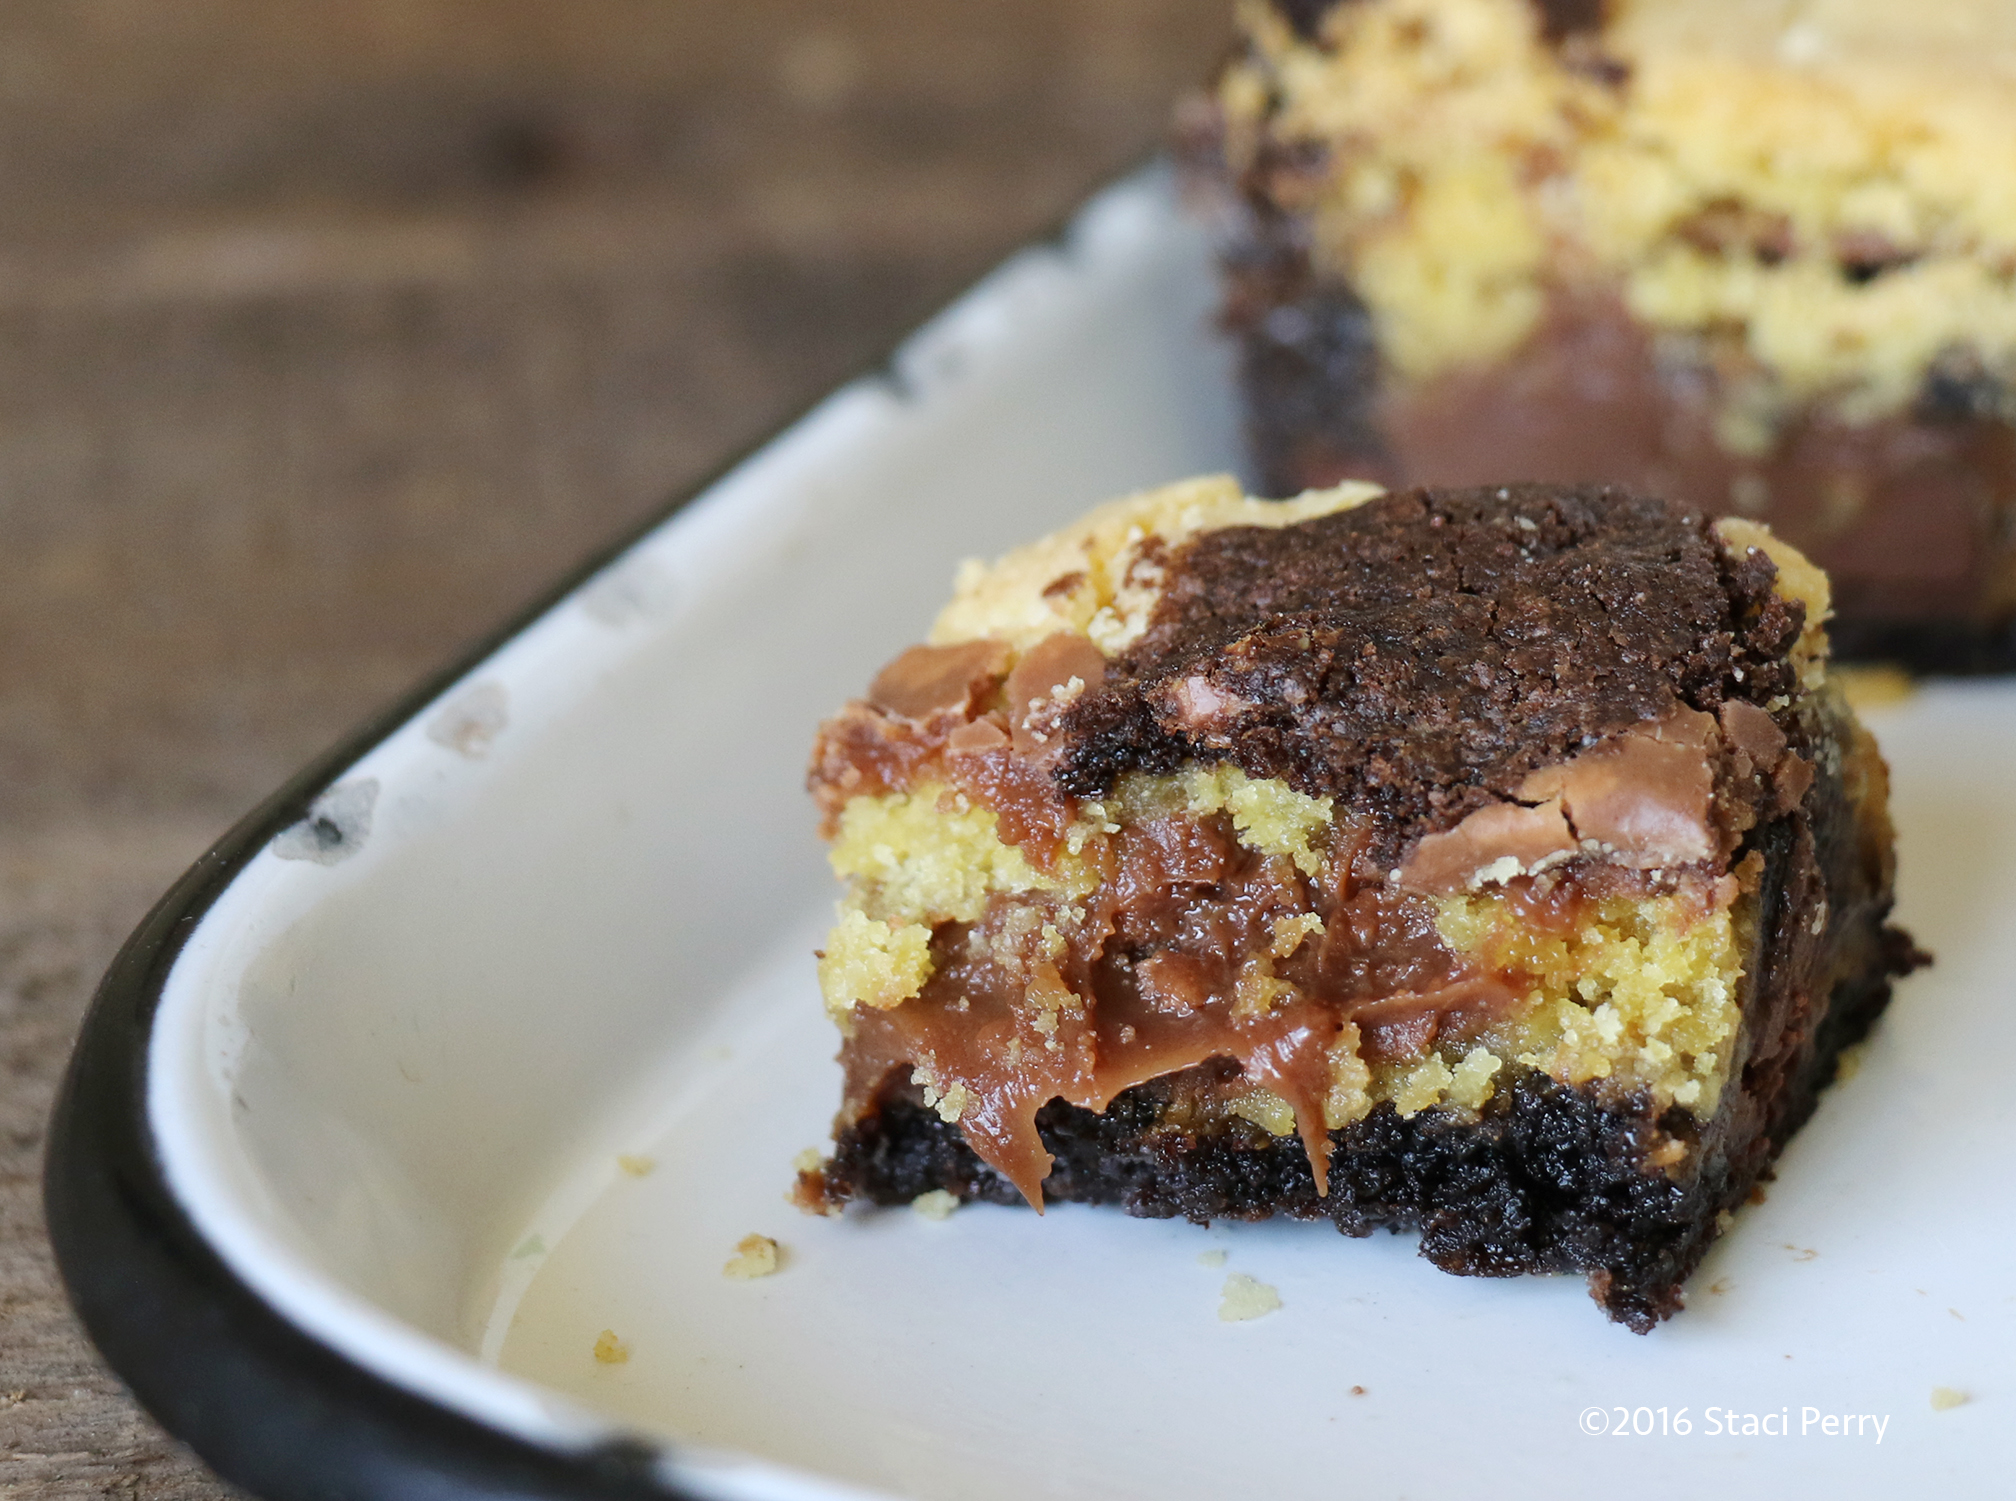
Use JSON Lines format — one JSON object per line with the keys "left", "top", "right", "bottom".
{"left": 869, "top": 639, "right": 1011, "bottom": 720}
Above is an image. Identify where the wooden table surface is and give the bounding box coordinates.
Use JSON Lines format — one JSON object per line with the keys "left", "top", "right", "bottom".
{"left": 0, "top": 3, "right": 1231, "bottom": 1493}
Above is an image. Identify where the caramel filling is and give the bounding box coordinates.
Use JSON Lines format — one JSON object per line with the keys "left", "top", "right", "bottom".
{"left": 836, "top": 807, "right": 1501, "bottom": 1207}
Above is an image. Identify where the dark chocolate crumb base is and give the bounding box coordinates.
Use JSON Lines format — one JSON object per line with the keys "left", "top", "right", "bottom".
{"left": 814, "top": 942, "right": 1901, "bottom": 1334}
{"left": 819, "top": 1064, "right": 1728, "bottom": 1335}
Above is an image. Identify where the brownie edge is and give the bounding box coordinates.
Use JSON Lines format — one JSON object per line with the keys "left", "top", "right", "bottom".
{"left": 805, "top": 474, "right": 1922, "bottom": 1330}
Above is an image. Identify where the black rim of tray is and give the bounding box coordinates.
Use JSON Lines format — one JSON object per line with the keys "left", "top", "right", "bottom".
{"left": 40, "top": 159, "right": 1161, "bottom": 1501}
{"left": 44, "top": 424, "right": 733, "bottom": 1501}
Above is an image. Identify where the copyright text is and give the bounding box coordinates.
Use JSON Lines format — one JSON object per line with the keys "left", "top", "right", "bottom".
{"left": 1577, "top": 1406, "right": 1889, "bottom": 1442}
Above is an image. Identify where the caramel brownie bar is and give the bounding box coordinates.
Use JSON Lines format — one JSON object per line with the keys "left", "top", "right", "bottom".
{"left": 798, "top": 477, "right": 1919, "bottom": 1330}
{"left": 1196, "top": 0, "right": 2016, "bottom": 669}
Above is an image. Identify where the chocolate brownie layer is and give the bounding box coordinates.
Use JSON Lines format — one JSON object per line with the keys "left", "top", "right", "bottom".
{"left": 1058, "top": 484, "right": 1801, "bottom": 868}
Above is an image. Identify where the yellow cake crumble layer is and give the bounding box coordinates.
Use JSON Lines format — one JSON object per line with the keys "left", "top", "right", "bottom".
{"left": 1436, "top": 886, "right": 1746, "bottom": 1111}
{"left": 817, "top": 768, "right": 1330, "bottom": 1021}
{"left": 1224, "top": 0, "right": 2016, "bottom": 429}
{"left": 1239, "top": 1040, "right": 1505, "bottom": 1137}
{"left": 817, "top": 910, "right": 935, "bottom": 1023}
{"left": 818, "top": 755, "right": 1750, "bottom": 1123}
{"left": 829, "top": 783, "right": 1092, "bottom": 927}
{"left": 1103, "top": 763, "right": 1336, "bottom": 878}
{"left": 1237, "top": 881, "right": 1748, "bottom": 1131}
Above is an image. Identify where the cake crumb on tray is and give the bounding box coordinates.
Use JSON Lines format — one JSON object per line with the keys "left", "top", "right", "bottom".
{"left": 1219, "top": 1274, "right": 1282, "bottom": 1322}
{"left": 723, "top": 1234, "right": 781, "bottom": 1280}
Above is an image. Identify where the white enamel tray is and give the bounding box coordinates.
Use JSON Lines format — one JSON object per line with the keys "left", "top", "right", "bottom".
{"left": 49, "top": 166, "right": 2012, "bottom": 1501}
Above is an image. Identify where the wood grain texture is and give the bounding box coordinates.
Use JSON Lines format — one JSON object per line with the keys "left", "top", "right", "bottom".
{"left": 0, "top": 1, "right": 1232, "bottom": 1494}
